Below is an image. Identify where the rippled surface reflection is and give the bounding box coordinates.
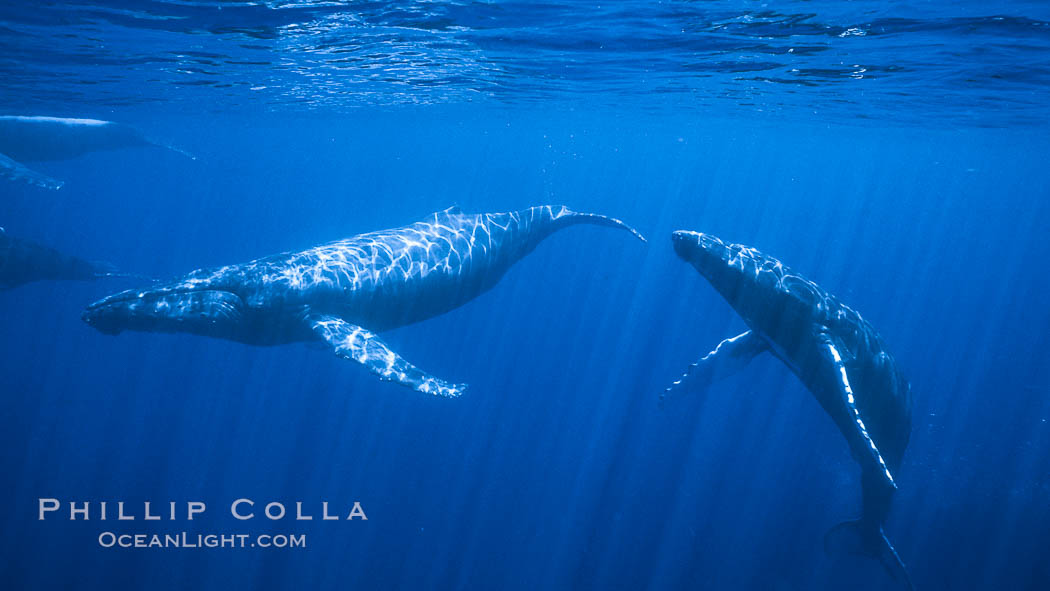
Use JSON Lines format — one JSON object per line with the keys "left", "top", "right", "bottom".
{"left": 1, "top": 1, "right": 1048, "bottom": 125}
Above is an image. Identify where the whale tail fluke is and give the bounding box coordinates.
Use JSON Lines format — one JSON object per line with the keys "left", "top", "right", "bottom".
{"left": 825, "top": 520, "right": 915, "bottom": 591}
{"left": 552, "top": 207, "right": 647, "bottom": 243}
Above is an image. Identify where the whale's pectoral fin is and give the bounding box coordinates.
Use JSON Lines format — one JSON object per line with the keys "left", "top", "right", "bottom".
{"left": 0, "top": 152, "right": 64, "bottom": 190}
{"left": 662, "top": 330, "right": 767, "bottom": 404}
{"left": 306, "top": 313, "right": 466, "bottom": 398}
{"left": 816, "top": 332, "right": 897, "bottom": 490}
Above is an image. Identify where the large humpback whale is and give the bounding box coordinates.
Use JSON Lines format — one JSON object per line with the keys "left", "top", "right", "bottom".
{"left": 0, "top": 115, "right": 191, "bottom": 190}
{"left": 83, "top": 205, "right": 645, "bottom": 397}
{"left": 0, "top": 227, "right": 128, "bottom": 289}
{"left": 663, "top": 231, "right": 913, "bottom": 589}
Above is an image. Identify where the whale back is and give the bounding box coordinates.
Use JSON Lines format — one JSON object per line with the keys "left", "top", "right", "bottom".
{"left": 243, "top": 205, "right": 634, "bottom": 328}
{"left": 146, "top": 206, "right": 640, "bottom": 330}
{"left": 0, "top": 116, "right": 148, "bottom": 162}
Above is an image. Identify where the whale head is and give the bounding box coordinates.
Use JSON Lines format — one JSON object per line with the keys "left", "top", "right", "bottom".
{"left": 82, "top": 287, "right": 248, "bottom": 339}
{"left": 672, "top": 230, "right": 783, "bottom": 293}
{"left": 672, "top": 231, "right": 819, "bottom": 333}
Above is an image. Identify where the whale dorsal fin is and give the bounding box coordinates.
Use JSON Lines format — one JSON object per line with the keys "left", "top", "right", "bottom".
{"left": 305, "top": 313, "right": 466, "bottom": 398}
{"left": 419, "top": 205, "right": 462, "bottom": 223}
{"left": 817, "top": 333, "right": 897, "bottom": 490}
{"left": 662, "top": 330, "right": 768, "bottom": 404}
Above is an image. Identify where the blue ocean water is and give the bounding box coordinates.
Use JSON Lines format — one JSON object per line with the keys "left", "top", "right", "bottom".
{"left": 1, "top": 2, "right": 1049, "bottom": 590}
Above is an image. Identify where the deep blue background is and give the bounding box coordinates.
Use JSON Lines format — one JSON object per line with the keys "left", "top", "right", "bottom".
{"left": 2, "top": 111, "right": 1048, "bottom": 590}
{"left": 2, "top": 0, "right": 1050, "bottom": 589}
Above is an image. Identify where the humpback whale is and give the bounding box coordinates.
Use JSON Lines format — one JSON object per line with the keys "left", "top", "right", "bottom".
{"left": 664, "top": 231, "right": 913, "bottom": 589}
{"left": 0, "top": 116, "right": 192, "bottom": 190}
{"left": 83, "top": 205, "right": 645, "bottom": 397}
{"left": 0, "top": 227, "right": 129, "bottom": 289}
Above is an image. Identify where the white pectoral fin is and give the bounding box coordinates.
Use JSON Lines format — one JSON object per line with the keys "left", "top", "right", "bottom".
{"left": 817, "top": 333, "right": 896, "bottom": 489}
{"left": 662, "top": 330, "right": 768, "bottom": 404}
{"left": 306, "top": 313, "right": 466, "bottom": 398}
{"left": 0, "top": 153, "right": 64, "bottom": 190}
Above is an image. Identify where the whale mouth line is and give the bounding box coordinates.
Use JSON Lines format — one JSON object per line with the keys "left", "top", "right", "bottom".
{"left": 85, "top": 285, "right": 222, "bottom": 307}
{"left": 82, "top": 287, "right": 246, "bottom": 336}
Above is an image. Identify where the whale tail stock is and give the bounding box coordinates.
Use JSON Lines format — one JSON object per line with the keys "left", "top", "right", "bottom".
{"left": 824, "top": 519, "right": 915, "bottom": 590}
{"left": 546, "top": 206, "right": 647, "bottom": 243}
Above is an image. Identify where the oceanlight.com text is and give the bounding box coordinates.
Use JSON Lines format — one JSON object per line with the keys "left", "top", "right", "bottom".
{"left": 97, "top": 531, "right": 306, "bottom": 549}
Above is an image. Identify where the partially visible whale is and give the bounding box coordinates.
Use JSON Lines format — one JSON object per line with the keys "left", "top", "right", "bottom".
{"left": 0, "top": 227, "right": 129, "bottom": 289}
{"left": 663, "top": 231, "right": 913, "bottom": 589}
{"left": 83, "top": 205, "right": 646, "bottom": 397}
{"left": 0, "top": 116, "right": 192, "bottom": 190}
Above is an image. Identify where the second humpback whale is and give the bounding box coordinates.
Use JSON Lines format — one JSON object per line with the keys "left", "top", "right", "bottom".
{"left": 0, "top": 227, "right": 130, "bottom": 290}
{"left": 663, "top": 231, "right": 914, "bottom": 589}
{"left": 0, "top": 115, "right": 192, "bottom": 190}
{"left": 83, "top": 205, "right": 645, "bottom": 397}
